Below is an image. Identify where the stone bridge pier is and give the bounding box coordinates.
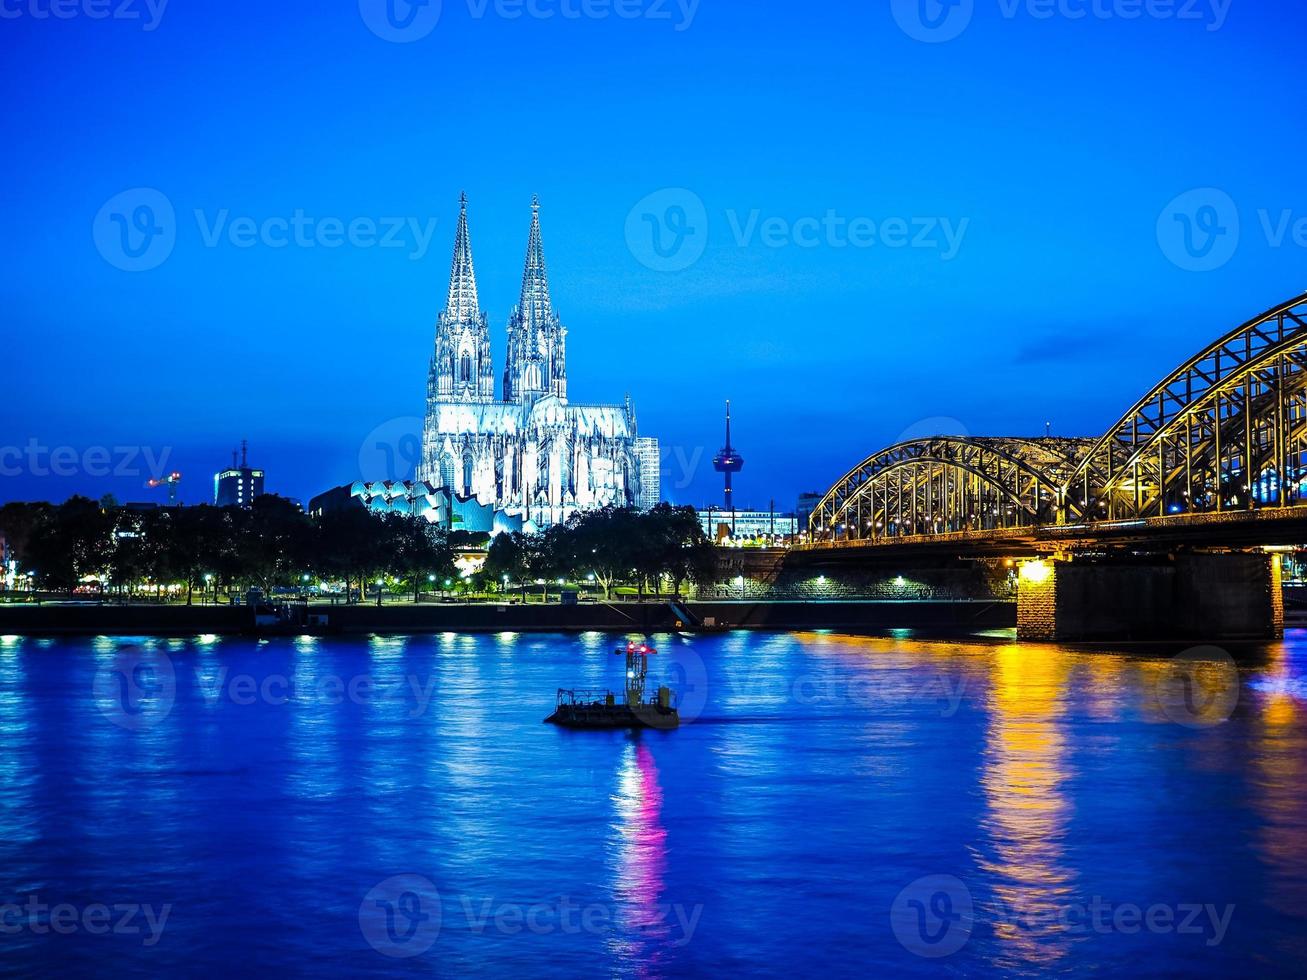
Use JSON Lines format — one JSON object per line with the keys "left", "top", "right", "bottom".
{"left": 1016, "top": 552, "right": 1284, "bottom": 642}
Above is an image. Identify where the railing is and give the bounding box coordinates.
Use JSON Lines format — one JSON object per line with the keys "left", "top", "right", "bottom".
{"left": 555, "top": 688, "right": 616, "bottom": 707}
{"left": 795, "top": 502, "right": 1307, "bottom": 550}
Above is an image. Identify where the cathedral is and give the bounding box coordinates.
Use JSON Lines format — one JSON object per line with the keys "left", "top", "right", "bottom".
{"left": 417, "top": 195, "right": 653, "bottom": 529}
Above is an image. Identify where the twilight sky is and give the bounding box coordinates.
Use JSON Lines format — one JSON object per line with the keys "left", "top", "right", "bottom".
{"left": 2, "top": 0, "right": 1305, "bottom": 510}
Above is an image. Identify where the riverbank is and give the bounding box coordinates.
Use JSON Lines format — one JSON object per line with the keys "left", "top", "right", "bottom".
{"left": 0, "top": 599, "right": 1015, "bottom": 636}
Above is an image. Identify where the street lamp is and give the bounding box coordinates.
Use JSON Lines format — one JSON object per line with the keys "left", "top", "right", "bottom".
{"left": 376, "top": 578, "right": 384, "bottom": 607}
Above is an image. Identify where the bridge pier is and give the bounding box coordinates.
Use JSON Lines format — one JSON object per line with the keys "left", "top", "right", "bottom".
{"left": 1016, "top": 553, "right": 1283, "bottom": 642}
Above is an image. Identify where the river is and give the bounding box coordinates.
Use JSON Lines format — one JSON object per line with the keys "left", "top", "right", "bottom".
{"left": 1, "top": 630, "right": 1304, "bottom": 976}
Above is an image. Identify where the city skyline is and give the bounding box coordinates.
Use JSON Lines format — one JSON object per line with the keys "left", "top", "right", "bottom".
{"left": 4, "top": 3, "right": 1306, "bottom": 511}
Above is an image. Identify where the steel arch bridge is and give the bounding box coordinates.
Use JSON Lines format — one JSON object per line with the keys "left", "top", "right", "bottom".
{"left": 809, "top": 292, "right": 1307, "bottom": 544}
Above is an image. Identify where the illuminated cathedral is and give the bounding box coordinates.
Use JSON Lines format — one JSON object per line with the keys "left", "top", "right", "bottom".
{"left": 416, "top": 195, "right": 651, "bottom": 529}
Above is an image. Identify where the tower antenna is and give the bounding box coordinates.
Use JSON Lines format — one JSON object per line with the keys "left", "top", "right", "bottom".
{"left": 712, "top": 400, "right": 745, "bottom": 537}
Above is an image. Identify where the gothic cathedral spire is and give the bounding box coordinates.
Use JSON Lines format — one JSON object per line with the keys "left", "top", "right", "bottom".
{"left": 430, "top": 192, "right": 494, "bottom": 403}
{"left": 445, "top": 191, "right": 480, "bottom": 321}
{"left": 504, "top": 196, "right": 567, "bottom": 403}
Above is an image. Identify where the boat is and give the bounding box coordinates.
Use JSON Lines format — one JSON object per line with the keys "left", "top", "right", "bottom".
{"left": 544, "top": 639, "right": 679, "bottom": 729}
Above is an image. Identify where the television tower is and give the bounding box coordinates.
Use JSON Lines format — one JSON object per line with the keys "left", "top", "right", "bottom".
{"left": 712, "top": 400, "right": 744, "bottom": 534}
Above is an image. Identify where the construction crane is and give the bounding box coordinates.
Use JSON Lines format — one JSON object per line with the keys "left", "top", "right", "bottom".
{"left": 147, "top": 471, "right": 183, "bottom": 505}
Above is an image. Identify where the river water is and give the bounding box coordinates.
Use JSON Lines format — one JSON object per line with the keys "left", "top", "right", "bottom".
{"left": 1, "top": 629, "right": 1304, "bottom": 977}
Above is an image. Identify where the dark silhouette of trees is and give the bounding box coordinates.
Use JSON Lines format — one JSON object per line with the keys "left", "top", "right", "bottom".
{"left": 0, "top": 495, "right": 714, "bottom": 602}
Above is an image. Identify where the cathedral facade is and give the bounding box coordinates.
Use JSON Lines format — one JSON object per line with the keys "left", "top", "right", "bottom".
{"left": 417, "top": 196, "right": 648, "bottom": 529}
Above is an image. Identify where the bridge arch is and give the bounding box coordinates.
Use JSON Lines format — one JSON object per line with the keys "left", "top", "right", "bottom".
{"left": 1062, "top": 292, "right": 1307, "bottom": 520}
{"left": 809, "top": 437, "right": 1088, "bottom": 542}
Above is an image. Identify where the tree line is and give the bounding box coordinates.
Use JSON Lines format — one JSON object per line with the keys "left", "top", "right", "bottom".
{"left": 0, "top": 497, "right": 717, "bottom": 603}
{"left": 484, "top": 503, "right": 717, "bottom": 599}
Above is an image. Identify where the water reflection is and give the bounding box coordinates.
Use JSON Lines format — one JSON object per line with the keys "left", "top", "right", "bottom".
{"left": 1249, "top": 642, "right": 1307, "bottom": 962}
{"left": 977, "top": 645, "right": 1077, "bottom": 967}
{"left": 607, "top": 740, "right": 669, "bottom": 976}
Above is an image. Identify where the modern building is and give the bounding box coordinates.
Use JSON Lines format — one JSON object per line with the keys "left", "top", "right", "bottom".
{"left": 635, "top": 437, "right": 660, "bottom": 509}
{"left": 698, "top": 508, "right": 797, "bottom": 542}
{"left": 416, "top": 195, "right": 651, "bottom": 529}
{"left": 307, "top": 480, "right": 523, "bottom": 536}
{"left": 795, "top": 491, "right": 825, "bottom": 534}
{"left": 214, "top": 441, "right": 265, "bottom": 508}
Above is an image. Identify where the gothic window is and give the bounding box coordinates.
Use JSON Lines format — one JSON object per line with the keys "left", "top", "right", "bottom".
{"left": 463, "top": 454, "right": 474, "bottom": 496}
{"left": 460, "top": 353, "right": 472, "bottom": 383}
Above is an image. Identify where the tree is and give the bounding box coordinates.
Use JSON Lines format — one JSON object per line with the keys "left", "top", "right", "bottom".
{"left": 241, "top": 495, "right": 314, "bottom": 593}
{"left": 387, "top": 514, "right": 456, "bottom": 602}
{"left": 565, "top": 506, "right": 640, "bottom": 599}
{"left": 485, "top": 531, "right": 531, "bottom": 599}
{"left": 163, "top": 506, "right": 233, "bottom": 604}
{"left": 315, "top": 506, "right": 388, "bottom": 603}
{"left": 23, "top": 496, "right": 114, "bottom": 596}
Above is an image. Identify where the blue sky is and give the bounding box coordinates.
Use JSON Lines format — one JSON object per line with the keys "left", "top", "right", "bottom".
{"left": 2, "top": 0, "right": 1305, "bottom": 509}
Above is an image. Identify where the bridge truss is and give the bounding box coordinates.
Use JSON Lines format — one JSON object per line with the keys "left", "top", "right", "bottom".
{"left": 811, "top": 292, "right": 1307, "bottom": 543}
{"left": 810, "top": 436, "right": 1093, "bottom": 540}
